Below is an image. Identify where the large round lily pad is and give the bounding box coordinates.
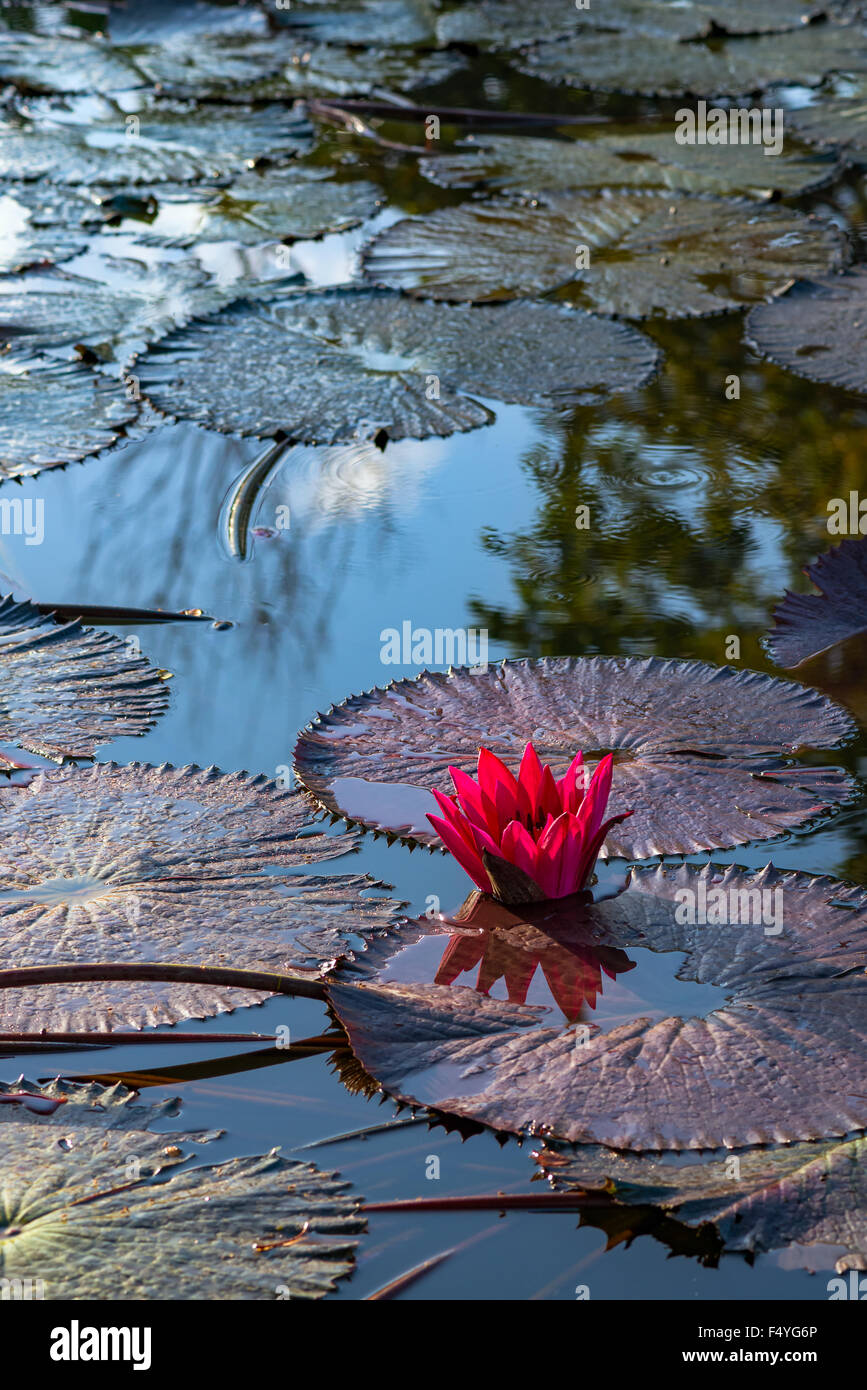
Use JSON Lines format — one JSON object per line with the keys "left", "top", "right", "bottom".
{"left": 0, "top": 594, "right": 168, "bottom": 760}
{"left": 0, "top": 30, "right": 146, "bottom": 94}
{"left": 420, "top": 131, "right": 842, "bottom": 200}
{"left": 539, "top": 1131, "right": 867, "bottom": 1273}
{"left": 0, "top": 352, "right": 137, "bottom": 474}
{"left": 746, "top": 269, "right": 867, "bottom": 395}
{"left": 362, "top": 193, "right": 845, "bottom": 316}
{"left": 0, "top": 97, "right": 312, "bottom": 185}
{"left": 0, "top": 1098, "right": 363, "bottom": 1298}
{"left": 765, "top": 537, "right": 867, "bottom": 668}
{"left": 0, "top": 763, "right": 404, "bottom": 1033}
{"left": 328, "top": 861, "right": 867, "bottom": 1150}
{"left": 293, "top": 656, "right": 856, "bottom": 858}
{"left": 132, "top": 289, "right": 660, "bottom": 444}
{"left": 268, "top": 0, "right": 438, "bottom": 45}
{"left": 435, "top": 0, "right": 838, "bottom": 47}
{"left": 517, "top": 25, "right": 867, "bottom": 97}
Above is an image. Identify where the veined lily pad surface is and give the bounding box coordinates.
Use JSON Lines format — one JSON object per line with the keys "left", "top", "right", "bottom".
{"left": 0, "top": 763, "right": 404, "bottom": 1033}
{"left": 328, "top": 862, "right": 867, "bottom": 1150}
{"left": 516, "top": 25, "right": 867, "bottom": 96}
{"left": 0, "top": 595, "right": 167, "bottom": 758}
{"left": 765, "top": 538, "right": 867, "bottom": 668}
{"left": 0, "top": 353, "right": 137, "bottom": 473}
{"left": 434, "top": 0, "right": 840, "bottom": 46}
{"left": 362, "top": 194, "right": 845, "bottom": 315}
{"left": 746, "top": 269, "right": 867, "bottom": 395}
{"left": 293, "top": 656, "right": 856, "bottom": 857}
{"left": 132, "top": 290, "right": 660, "bottom": 443}
{"left": 0, "top": 1081, "right": 363, "bottom": 1299}
{"left": 420, "top": 132, "right": 842, "bottom": 200}
{"left": 538, "top": 1132, "right": 867, "bottom": 1273}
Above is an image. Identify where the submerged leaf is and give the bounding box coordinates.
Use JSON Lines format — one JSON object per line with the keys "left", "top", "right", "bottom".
{"left": 362, "top": 193, "right": 844, "bottom": 316}
{"left": 746, "top": 269, "right": 867, "bottom": 395}
{"left": 420, "top": 131, "right": 841, "bottom": 200}
{"left": 789, "top": 79, "right": 867, "bottom": 157}
{"left": 329, "top": 862, "right": 867, "bottom": 1150}
{"left": 517, "top": 25, "right": 867, "bottom": 97}
{"left": 0, "top": 594, "right": 168, "bottom": 759}
{"left": 540, "top": 1132, "right": 867, "bottom": 1273}
{"left": 765, "top": 537, "right": 867, "bottom": 668}
{"left": 0, "top": 763, "right": 404, "bottom": 1033}
{"left": 293, "top": 655, "right": 855, "bottom": 857}
{"left": 0, "top": 352, "right": 136, "bottom": 474}
{"left": 0, "top": 1098, "right": 363, "bottom": 1298}
{"left": 132, "top": 289, "right": 660, "bottom": 444}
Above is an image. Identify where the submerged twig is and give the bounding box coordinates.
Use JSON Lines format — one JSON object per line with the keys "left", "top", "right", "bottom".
{"left": 308, "top": 98, "right": 610, "bottom": 129}
{"left": 362, "top": 1192, "right": 613, "bottom": 1214}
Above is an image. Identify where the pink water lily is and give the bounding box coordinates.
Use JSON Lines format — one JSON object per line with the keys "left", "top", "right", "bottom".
{"left": 427, "top": 744, "right": 632, "bottom": 902}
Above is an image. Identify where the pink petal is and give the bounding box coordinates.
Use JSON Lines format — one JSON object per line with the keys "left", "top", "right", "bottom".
{"left": 427, "top": 812, "right": 493, "bottom": 893}
{"left": 449, "top": 766, "right": 499, "bottom": 839}
{"left": 556, "top": 751, "right": 586, "bottom": 815}
{"left": 500, "top": 819, "right": 545, "bottom": 886}
{"left": 477, "top": 748, "right": 522, "bottom": 831}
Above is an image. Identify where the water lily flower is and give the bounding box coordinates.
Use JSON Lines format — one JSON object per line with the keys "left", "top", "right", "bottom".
{"left": 427, "top": 743, "right": 632, "bottom": 903}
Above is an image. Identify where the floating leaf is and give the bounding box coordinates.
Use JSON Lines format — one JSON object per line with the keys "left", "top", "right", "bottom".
{"left": 126, "top": 168, "right": 382, "bottom": 247}
{"left": 293, "top": 656, "right": 855, "bottom": 857}
{"left": 0, "top": 352, "right": 136, "bottom": 474}
{"left": 0, "top": 594, "right": 168, "bottom": 760}
{"left": 0, "top": 1076, "right": 183, "bottom": 1128}
{"left": 539, "top": 1132, "right": 867, "bottom": 1273}
{"left": 789, "top": 79, "right": 867, "bottom": 157}
{"left": 435, "top": 0, "right": 837, "bottom": 47}
{"left": 420, "top": 131, "right": 842, "bottom": 200}
{"left": 765, "top": 537, "right": 867, "bottom": 667}
{"left": 268, "top": 0, "right": 438, "bottom": 45}
{"left": 0, "top": 97, "right": 312, "bottom": 185}
{"left": 362, "top": 193, "right": 845, "bottom": 316}
{"left": 329, "top": 862, "right": 867, "bottom": 1150}
{"left": 0, "top": 188, "right": 89, "bottom": 271}
{"left": 0, "top": 30, "right": 145, "bottom": 93}
{"left": 517, "top": 25, "right": 867, "bottom": 97}
{"left": 132, "top": 289, "right": 660, "bottom": 444}
{"left": 0, "top": 1097, "right": 363, "bottom": 1298}
{"left": 0, "top": 255, "right": 232, "bottom": 356}
{"left": 746, "top": 269, "right": 867, "bottom": 395}
{"left": 0, "top": 762, "right": 404, "bottom": 1033}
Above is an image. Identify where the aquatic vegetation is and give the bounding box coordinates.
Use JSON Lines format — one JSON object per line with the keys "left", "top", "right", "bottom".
{"left": 0, "top": 353, "right": 137, "bottom": 473}
{"left": 363, "top": 193, "right": 845, "bottom": 315}
{"left": 293, "top": 656, "right": 856, "bottom": 857}
{"left": 747, "top": 269, "right": 867, "bottom": 396}
{"left": 765, "top": 537, "right": 867, "bottom": 668}
{"left": 427, "top": 745, "right": 631, "bottom": 902}
{"left": 327, "top": 863, "right": 867, "bottom": 1150}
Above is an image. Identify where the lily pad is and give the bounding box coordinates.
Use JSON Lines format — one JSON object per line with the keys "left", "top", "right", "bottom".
{"left": 128, "top": 168, "right": 382, "bottom": 247}
{"left": 0, "top": 254, "right": 232, "bottom": 356}
{"left": 268, "top": 0, "right": 438, "bottom": 44}
{"left": 517, "top": 25, "right": 867, "bottom": 97}
{"left": 539, "top": 1131, "right": 867, "bottom": 1272}
{"left": 328, "top": 861, "right": 867, "bottom": 1149}
{"left": 789, "top": 79, "right": 867, "bottom": 158}
{"left": 420, "top": 131, "right": 842, "bottom": 200}
{"left": 132, "top": 289, "right": 660, "bottom": 444}
{"left": 293, "top": 655, "right": 856, "bottom": 858}
{"left": 746, "top": 268, "right": 867, "bottom": 394}
{"left": 0, "top": 1107, "right": 363, "bottom": 1298}
{"left": 0, "top": 594, "right": 168, "bottom": 759}
{"left": 0, "top": 97, "right": 312, "bottom": 185}
{"left": 0, "top": 188, "right": 89, "bottom": 271}
{"left": 362, "top": 193, "right": 845, "bottom": 316}
{"left": 0, "top": 352, "right": 137, "bottom": 473}
{"left": 765, "top": 537, "right": 867, "bottom": 667}
{"left": 0, "top": 30, "right": 145, "bottom": 93}
{"left": 0, "top": 762, "right": 405, "bottom": 1033}
{"left": 435, "top": 0, "right": 838, "bottom": 47}
{"left": 0, "top": 1075, "right": 183, "bottom": 1127}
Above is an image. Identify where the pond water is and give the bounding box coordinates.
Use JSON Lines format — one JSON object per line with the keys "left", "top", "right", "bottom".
{"left": 2, "top": 8, "right": 867, "bottom": 1301}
